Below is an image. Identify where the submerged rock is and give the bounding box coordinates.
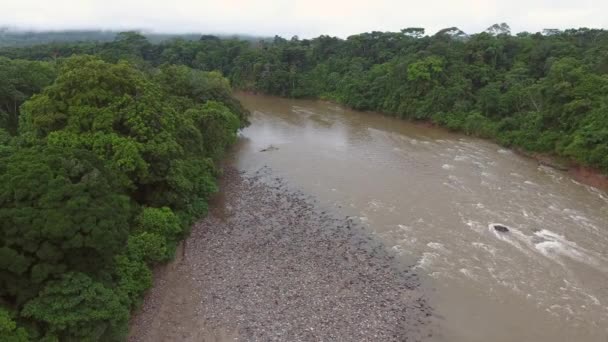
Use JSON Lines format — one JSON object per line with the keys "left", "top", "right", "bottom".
{"left": 260, "top": 145, "right": 279, "bottom": 152}
{"left": 493, "top": 224, "right": 509, "bottom": 233}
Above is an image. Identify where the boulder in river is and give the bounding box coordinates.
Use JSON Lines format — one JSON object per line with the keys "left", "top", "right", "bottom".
{"left": 493, "top": 224, "right": 509, "bottom": 233}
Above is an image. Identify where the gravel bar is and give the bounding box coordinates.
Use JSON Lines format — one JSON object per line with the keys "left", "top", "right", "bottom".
{"left": 129, "top": 166, "right": 433, "bottom": 342}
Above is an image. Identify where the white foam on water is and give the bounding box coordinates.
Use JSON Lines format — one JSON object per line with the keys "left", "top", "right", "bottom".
{"left": 533, "top": 230, "right": 606, "bottom": 271}
{"left": 442, "top": 164, "right": 455, "bottom": 170}
{"left": 415, "top": 252, "right": 440, "bottom": 270}
{"left": 571, "top": 179, "right": 583, "bottom": 186}
{"left": 498, "top": 148, "right": 512, "bottom": 154}
{"left": 465, "top": 220, "right": 485, "bottom": 234}
{"left": 397, "top": 224, "right": 410, "bottom": 232}
{"left": 472, "top": 160, "right": 487, "bottom": 169}
{"left": 291, "top": 106, "right": 316, "bottom": 116}
{"left": 402, "top": 237, "right": 418, "bottom": 245}
{"left": 367, "top": 199, "right": 383, "bottom": 210}
{"left": 472, "top": 242, "right": 498, "bottom": 256}
{"left": 444, "top": 175, "right": 473, "bottom": 193}
{"left": 566, "top": 213, "right": 599, "bottom": 232}
{"left": 427, "top": 242, "right": 451, "bottom": 254}
{"left": 586, "top": 186, "right": 608, "bottom": 203}
{"left": 563, "top": 279, "right": 603, "bottom": 307}
{"left": 391, "top": 245, "right": 405, "bottom": 255}
{"left": 428, "top": 271, "right": 443, "bottom": 279}
{"left": 442, "top": 182, "right": 460, "bottom": 191}
{"left": 538, "top": 165, "right": 564, "bottom": 183}
{"left": 488, "top": 224, "right": 535, "bottom": 257}
{"left": 535, "top": 241, "right": 581, "bottom": 262}
{"left": 586, "top": 294, "right": 601, "bottom": 306}
{"left": 454, "top": 155, "right": 469, "bottom": 162}
{"left": 459, "top": 268, "right": 478, "bottom": 280}
{"left": 524, "top": 180, "right": 538, "bottom": 186}
{"left": 427, "top": 242, "right": 444, "bottom": 249}
{"left": 488, "top": 224, "right": 604, "bottom": 270}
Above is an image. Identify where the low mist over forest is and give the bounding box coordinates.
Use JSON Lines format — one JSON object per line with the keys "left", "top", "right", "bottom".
{"left": 0, "top": 27, "right": 266, "bottom": 47}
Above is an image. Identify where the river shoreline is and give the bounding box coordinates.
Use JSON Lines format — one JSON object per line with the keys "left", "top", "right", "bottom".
{"left": 513, "top": 149, "right": 608, "bottom": 191}
{"left": 128, "top": 166, "right": 432, "bottom": 341}
{"left": 237, "top": 91, "right": 608, "bottom": 193}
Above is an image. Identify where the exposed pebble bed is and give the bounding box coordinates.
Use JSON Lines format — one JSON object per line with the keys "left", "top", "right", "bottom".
{"left": 129, "top": 166, "right": 432, "bottom": 342}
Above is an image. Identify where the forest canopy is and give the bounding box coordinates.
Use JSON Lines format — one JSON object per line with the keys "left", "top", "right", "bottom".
{"left": 0, "top": 51, "right": 248, "bottom": 341}
{"left": 1, "top": 24, "right": 608, "bottom": 341}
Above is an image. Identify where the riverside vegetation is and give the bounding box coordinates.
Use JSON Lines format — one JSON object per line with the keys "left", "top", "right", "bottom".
{"left": 0, "top": 54, "right": 248, "bottom": 341}
{"left": 3, "top": 25, "right": 608, "bottom": 172}
{"left": 0, "top": 24, "right": 607, "bottom": 341}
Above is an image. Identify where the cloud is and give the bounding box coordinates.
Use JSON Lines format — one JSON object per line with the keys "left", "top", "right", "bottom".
{"left": 2, "top": 0, "right": 607, "bottom": 38}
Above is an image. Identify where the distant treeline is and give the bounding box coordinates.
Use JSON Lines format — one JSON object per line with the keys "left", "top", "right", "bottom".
{"left": 0, "top": 28, "right": 265, "bottom": 47}
{"left": 2, "top": 25, "right": 606, "bottom": 173}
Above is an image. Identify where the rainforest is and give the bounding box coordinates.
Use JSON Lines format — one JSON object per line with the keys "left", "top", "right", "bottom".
{"left": 1, "top": 25, "right": 607, "bottom": 341}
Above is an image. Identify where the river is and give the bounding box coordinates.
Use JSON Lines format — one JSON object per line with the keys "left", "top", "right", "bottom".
{"left": 232, "top": 93, "right": 608, "bottom": 342}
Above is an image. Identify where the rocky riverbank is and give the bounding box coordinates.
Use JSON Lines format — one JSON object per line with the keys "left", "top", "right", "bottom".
{"left": 512, "top": 148, "right": 608, "bottom": 191}
{"left": 128, "top": 166, "right": 432, "bottom": 342}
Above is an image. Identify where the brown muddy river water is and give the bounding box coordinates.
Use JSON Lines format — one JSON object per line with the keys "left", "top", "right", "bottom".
{"left": 232, "top": 93, "right": 608, "bottom": 342}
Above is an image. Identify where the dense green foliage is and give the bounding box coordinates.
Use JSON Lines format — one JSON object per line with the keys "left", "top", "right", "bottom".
{"left": 7, "top": 26, "right": 605, "bottom": 171}
{"left": 0, "top": 57, "right": 55, "bottom": 135}
{"left": 0, "top": 307, "right": 28, "bottom": 342}
{"left": 0, "top": 147, "right": 132, "bottom": 304}
{"left": 0, "top": 50, "right": 247, "bottom": 341}
{"left": 1, "top": 25, "right": 607, "bottom": 340}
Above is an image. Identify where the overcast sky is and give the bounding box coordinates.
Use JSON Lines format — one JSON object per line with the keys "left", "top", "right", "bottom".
{"left": 2, "top": 0, "right": 607, "bottom": 38}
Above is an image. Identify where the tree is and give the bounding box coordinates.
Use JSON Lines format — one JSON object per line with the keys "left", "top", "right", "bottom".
{"left": 0, "top": 43, "right": 249, "bottom": 341}
{"left": 435, "top": 27, "right": 468, "bottom": 40}
{"left": 0, "top": 57, "right": 55, "bottom": 135}
{"left": 20, "top": 55, "right": 182, "bottom": 190}
{"left": 21, "top": 272, "right": 129, "bottom": 341}
{"left": 401, "top": 27, "right": 425, "bottom": 39}
{"left": 0, "top": 146, "right": 132, "bottom": 304}
{"left": 155, "top": 64, "right": 249, "bottom": 125}
{"left": 0, "top": 307, "right": 29, "bottom": 342}
{"left": 99, "top": 31, "right": 151, "bottom": 63}
{"left": 485, "top": 23, "right": 511, "bottom": 36}
{"left": 113, "top": 254, "right": 152, "bottom": 308}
